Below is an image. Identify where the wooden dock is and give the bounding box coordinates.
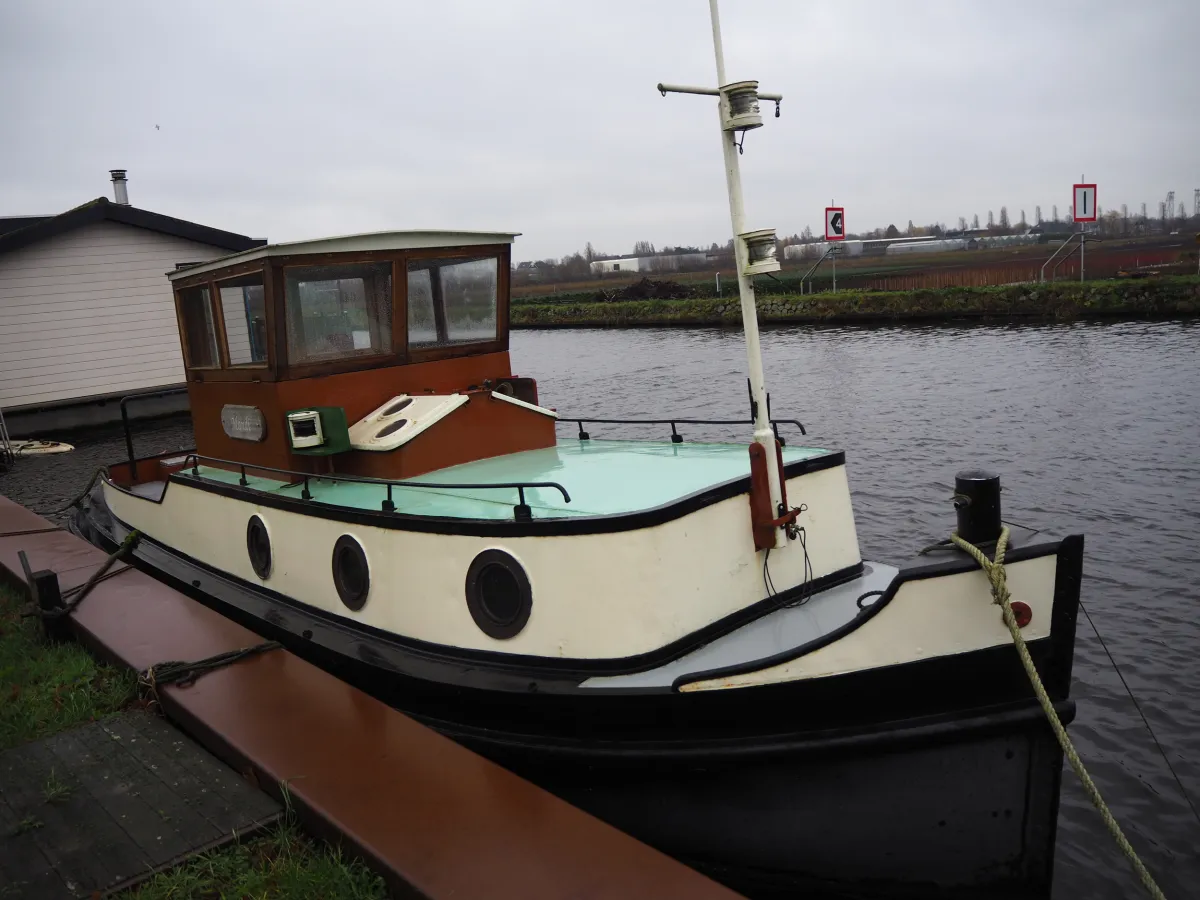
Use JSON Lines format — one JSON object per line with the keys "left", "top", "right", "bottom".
{"left": 0, "top": 711, "right": 280, "bottom": 898}
{"left": 0, "top": 494, "right": 743, "bottom": 899}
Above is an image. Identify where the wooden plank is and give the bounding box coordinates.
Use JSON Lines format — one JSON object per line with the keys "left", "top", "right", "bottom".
{"left": 0, "top": 495, "right": 55, "bottom": 537}
{"left": 48, "top": 724, "right": 208, "bottom": 864}
{"left": 0, "top": 788, "right": 68, "bottom": 900}
{"left": 0, "top": 741, "right": 148, "bottom": 892}
{"left": 104, "top": 712, "right": 278, "bottom": 838}
{"left": 0, "top": 713, "right": 282, "bottom": 898}
{"left": 0, "top": 529, "right": 127, "bottom": 595}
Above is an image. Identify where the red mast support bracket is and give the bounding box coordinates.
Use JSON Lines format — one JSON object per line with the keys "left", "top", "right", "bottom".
{"left": 748, "top": 441, "right": 798, "bottom": 550}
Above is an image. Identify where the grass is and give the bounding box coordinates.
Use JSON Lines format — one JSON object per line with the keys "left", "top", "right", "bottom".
{"left": 0, "top": 581, "right": 137, "bottom": 751}
{"left": 12, "top": 816, "right": 44, "bottom": 835}
{"left": 41, "top": 767, "right": 74, "bottom": 804}
{"left": 127, "top": 819, "right": 388, "bottom": 900}
{"left": 511, "top": 276, "right": 1200, "bottom": 328}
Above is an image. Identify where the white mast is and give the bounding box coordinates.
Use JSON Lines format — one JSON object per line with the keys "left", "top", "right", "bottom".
{"left": 660, "top": 0, "right": 787, "bottom": 549}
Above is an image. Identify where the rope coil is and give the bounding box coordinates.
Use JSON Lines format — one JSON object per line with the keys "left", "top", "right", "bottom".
{"left": 951, "top": 527, "right": 1166, "bottom": 900}
{"left": 139, "top": 641, "right": 283, "bottom": 711}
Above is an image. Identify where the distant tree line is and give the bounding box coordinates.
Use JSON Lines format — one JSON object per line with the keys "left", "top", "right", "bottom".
{"left": 512, "top": 199, "right": 1200, "bottom": 285}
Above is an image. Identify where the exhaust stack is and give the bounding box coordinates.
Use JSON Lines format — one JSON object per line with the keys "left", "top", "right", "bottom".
{"left": 110, "top": 169, "right": 129, "bottom": 205}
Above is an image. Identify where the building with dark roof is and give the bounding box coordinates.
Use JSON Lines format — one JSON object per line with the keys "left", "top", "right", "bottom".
{"left": 0, "top": 171, "right": 264, "bottom": 436}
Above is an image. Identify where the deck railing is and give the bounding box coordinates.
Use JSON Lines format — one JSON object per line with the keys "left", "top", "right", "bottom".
{"left": 179, "top": 453, "right": 570, "bottom": 522}
{"left": 557, "top": 416, "right": 806, "bottom": 444}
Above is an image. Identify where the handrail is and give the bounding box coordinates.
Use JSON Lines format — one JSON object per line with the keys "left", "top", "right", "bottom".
{"left": 1039, "top": 233, "right": 1082, "bottom": 283}
{"left": 799, "top": 246, "right": 835, "bottom": 293}
{"left": 556, "top": 416, "right": 806, "bottom": 444}
{"left": 0, "top": 404, "right": 13, "bottom": 471}
{"left": 178, "top": 453, "right": 570, "bottom": 522}
{"left": 120, "top": 387, "right": 190, "bottom": 480}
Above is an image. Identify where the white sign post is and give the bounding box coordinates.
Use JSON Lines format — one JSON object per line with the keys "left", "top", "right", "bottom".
{"left": 1073, "top": 181, "right": 1096, "bottom": 282}
{"left": 825, "top": 205, "right": 844, "bottom": 292}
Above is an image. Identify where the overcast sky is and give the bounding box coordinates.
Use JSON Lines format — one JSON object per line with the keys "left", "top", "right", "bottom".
{"left": 2, "top": 1, "right": 1196, "bottom": 261}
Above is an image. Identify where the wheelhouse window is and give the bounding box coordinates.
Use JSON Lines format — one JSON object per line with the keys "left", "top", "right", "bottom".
{"left": 218, "top": 273, "right": 268, "bottom": 366}
{"left": 284, "top": 263, "right": 393, "bottom": 365}
{"left": 178, "top": 285, "right": 220, "bottom": 368}
{"left": 407, "top": 256, "right": 498, "bottom": 350}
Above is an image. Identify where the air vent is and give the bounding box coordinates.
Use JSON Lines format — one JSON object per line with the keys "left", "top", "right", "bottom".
{"left": 376, "top": 418, "right": 408, "bottom": 438}
{"left": 348, "top": 393, "right": 469, "bottom": 452}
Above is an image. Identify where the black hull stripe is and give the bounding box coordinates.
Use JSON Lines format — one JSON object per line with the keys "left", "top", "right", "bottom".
{"left": 445, "top": 696, "right": 1079, "bottom": 762}
{"left": 105, "top": 449, "right": 847, "bottom": 537}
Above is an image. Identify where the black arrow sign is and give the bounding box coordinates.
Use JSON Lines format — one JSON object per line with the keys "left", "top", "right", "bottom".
{"left": 830, "top": 212, "right": 843, "bottom": 235}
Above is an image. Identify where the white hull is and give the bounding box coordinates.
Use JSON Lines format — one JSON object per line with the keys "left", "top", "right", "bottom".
{"left": 103, "top": 463, "right": 860, "bottom": 660}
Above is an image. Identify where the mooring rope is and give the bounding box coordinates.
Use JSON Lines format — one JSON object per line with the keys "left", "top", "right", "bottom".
{"left": 21, "top": 529, "right": 140, "bottom": 621}
{"left": 53, "top": 466, "right": 110, "bottom": 515}
{"left": 139, "top": 641, "right": 283, "bottom": 711}
{"left": 951, "top": 526, "right": 1167, "bottom": 900}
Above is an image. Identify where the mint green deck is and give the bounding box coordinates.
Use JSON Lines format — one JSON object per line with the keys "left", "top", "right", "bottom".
{"left": 193, "top": 440, "right": 834, "bottom": 520}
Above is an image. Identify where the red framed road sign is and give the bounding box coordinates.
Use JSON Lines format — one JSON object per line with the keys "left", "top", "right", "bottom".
{"left": 1073, "top": 184, "right": 1097, "bottom": 222}
{"left": 825, "top": 207, "right": 845, "bottom": 241}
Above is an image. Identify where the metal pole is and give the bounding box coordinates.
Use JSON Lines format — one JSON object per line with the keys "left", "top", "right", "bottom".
{"left": 708, "top": 0, "right": 785, "bottom": 548}
{"left": 1080, "top": 223, "right": 1085, "bottom": 282}
{"left": 832, "top": 250, "right": 837, "bottom": 292}
{"left": 1080, "top": 174, "right": 1085, "bottom": 282}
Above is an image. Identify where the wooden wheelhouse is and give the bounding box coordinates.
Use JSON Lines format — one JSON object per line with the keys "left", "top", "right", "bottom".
{"left": 165, "top": 231, "right": 555, "bottom": 480}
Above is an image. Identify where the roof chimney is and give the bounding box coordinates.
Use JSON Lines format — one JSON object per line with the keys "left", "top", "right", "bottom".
{"left": 109, "top": 169, "right": 129, "bottom": 205}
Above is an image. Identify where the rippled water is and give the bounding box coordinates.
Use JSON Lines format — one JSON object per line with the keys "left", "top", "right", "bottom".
{"left": 4, "top": 320, "right": 1198, "bottom": 897}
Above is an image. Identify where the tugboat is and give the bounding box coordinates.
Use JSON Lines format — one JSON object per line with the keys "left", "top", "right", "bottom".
{"left": 72, "top": 3, "right": 1083, "bottom": 896}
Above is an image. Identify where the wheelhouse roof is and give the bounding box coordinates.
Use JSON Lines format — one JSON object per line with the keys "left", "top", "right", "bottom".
{"left": 167, "top": 229, "right": 521, "bottom": 281}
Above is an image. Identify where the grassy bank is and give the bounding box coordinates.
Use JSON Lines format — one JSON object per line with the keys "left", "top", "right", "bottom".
{"left": 1, "top": 582, "right": 387, "bottom": 898}
{"left": 511, "top": 276, "right": 1200, "bottom": 328}
{"left": 0, "top": 582, "right": 136, "bottom": 750}
{"left": 129, "top": 819, "right": 386, "bottom": 900}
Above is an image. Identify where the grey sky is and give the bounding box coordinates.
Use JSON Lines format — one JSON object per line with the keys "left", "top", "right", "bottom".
{"left": 2, "top": 1, "right": 1196, "bottom": 261}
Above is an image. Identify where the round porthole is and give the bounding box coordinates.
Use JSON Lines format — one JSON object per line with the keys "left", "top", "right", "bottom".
{"left": 466, "top": 550, "right": 532, "bottom": 639}
{"left": 246, "top": 516, "right": 271, "bottom": 579}
{"left": 332, "top": 535, "right": 370, "bottom": 611}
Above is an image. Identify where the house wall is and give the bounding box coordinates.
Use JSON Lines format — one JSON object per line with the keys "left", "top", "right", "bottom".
{"left": 0, "top": 221, "right": 231, "bottom": 410}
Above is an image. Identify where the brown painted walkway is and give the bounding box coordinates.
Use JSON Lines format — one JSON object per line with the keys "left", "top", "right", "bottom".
{"left": 0, "top": 495, "right": 742, "bottom": 899}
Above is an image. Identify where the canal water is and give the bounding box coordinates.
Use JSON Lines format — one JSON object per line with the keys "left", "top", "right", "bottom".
{"left": 3, "top": 319, "right": 1197, "bottom": 898}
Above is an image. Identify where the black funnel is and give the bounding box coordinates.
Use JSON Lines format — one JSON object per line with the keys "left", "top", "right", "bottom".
{"left": 954, "top": 470, "right": 1002, "bottom": 545}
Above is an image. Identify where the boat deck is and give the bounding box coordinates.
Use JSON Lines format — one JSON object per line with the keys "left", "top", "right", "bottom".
{"left": 187, "top": 440, "right": 836, "bottom": 519}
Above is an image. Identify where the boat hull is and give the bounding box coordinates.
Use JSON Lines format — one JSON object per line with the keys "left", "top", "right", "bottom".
{"left": 478, "top": 709, "right": 1066, "bottom": 899}
{"left": 71, "top": 488, "right": 1080, "bottom": 899}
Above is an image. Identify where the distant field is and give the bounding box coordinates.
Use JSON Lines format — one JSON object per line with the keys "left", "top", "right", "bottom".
{"left": 513, "top": 235, "right": 1195, "bottom": 302}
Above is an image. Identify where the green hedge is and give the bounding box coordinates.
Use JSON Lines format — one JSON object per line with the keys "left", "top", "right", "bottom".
{"left": 511, "top": 277, "right": 1200, "bottom": 328}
